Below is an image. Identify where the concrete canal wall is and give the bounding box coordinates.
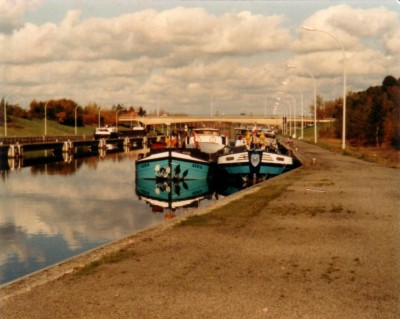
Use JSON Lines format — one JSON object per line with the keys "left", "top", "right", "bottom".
{"left": 0, "top": 136, "right": 145, "bottom": 159}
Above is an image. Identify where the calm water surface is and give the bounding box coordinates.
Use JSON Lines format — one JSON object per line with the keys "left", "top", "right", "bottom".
{"left": 0, "top": 150, "right": 221, "bottom": 286}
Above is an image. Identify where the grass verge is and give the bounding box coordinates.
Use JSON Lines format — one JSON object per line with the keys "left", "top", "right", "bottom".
{"left": 74, "top": 249, "right": 137, "bottom": 277}
{"left": 1, "top": 117, "right": 97, "bottom": 137}
{"left": 177, "top": 182, "right": 293, "bottom": 229}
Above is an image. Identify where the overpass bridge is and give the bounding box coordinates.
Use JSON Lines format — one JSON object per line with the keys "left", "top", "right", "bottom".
{"left": 118, "top": 115, "right": 317, "bottom": 128}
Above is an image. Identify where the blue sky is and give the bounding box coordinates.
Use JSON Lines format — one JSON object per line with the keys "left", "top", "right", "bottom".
{"left": 1, "top": 0, "right": 399, "bottom": 116}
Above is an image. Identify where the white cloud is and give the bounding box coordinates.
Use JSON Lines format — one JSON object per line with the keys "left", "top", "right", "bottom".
{"left": 0, "top": 0, "right": 42, "bottom": 33}
{"left": 0, "top": 2, "right": 398, "bottom": 114}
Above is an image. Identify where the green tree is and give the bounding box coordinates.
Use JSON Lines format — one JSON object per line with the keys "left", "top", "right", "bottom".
{"left": 346, "top": 91, "right": 370, "bottom": 146}
{"left": 138, "top": 106, "right": 146, "bottom": 116}
{"left": 366, "top": 86, "right": 384, "bottom": 147}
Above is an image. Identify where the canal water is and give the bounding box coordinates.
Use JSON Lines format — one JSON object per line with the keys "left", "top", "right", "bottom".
{"left": 0, "top": 150, "right": 224, "bottom": 286}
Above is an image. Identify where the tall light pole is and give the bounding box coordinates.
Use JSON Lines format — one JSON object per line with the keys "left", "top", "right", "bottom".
{"left": 115, "top": 107, "right": 125, "bottom": 132}
{"left": 302, "top": 25, "right": 346, "bottom": 149}
{"left": 157, "top": 96, "right": 160, "bottom": 117}
{"left": 98, "top": 107, "right": 101, "bottom": 127}
{"left": 278, "top": 92, "right": 296, "bottom": 137}
{"left": 264, "top": 95, "right": 267, "bottom": 118}
{"left": 277, "top": 96, "right": 292, "bottom": 137}
{"left": 74, "top": 105, "right": 81, "bottom": 136}
{"left": 2, "top": 98, "right": 8, "bottom": 137}
{"left": 275, "top": 101, "right": 287, "bottom": 135}
{"left": 210, "top": 95, "right": 213, "bottom": 117}
{"left": 288, "top": 64, "right": 317, "bottom": 143}
{"left": 3, "top": 92, "right": 19, "bottom": 137}
{"left": 44, "top": 100, "right": 49, "bottom": 136}
{"left": 280, "top": 90, "right": 297, "bottom": 138}
{"left": 283, "top": 81, "right": 304, "bottom": 139}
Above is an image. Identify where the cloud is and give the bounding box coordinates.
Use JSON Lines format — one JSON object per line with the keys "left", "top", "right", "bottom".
{"left": 0, "top": 3, "right": 398, "bottom": 114}
{"left": 0, "top": 0, "right": 42, "bottom": 33}
{"left": 288, "top": 4, "right": 400, "bottom": 100}
{"left": 295, "top": 4, "right": 400, "bottom": 53}
{"left": 2, "top": 6, "right": 292, "bottom": 63}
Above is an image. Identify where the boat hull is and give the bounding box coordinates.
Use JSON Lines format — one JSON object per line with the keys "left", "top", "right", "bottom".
{"left": 135, "top": 150, "right": 212, "bottom": 180}
{"left": 217, "top": 150, "right": 293, "bottom": 177}
{"left": 135, "top": 178, "right": 213, "bottom": 210}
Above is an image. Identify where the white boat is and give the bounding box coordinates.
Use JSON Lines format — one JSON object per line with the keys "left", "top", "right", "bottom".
{"left": 94, "top": 126, "right": 119, "bottom": 139}
{"left": 185, "top": 128, "right": 228, "bottom": 154}
{"left": 94, "top": 121, "right": 147, "bottom": 139}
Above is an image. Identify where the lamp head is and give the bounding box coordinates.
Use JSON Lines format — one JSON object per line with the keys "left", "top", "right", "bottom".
{"left": 302, "top": 25, "right": 316, "bottom": 31}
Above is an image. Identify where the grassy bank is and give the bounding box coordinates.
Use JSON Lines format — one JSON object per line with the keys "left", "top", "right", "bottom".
{"left": 294, "top": 122, "right": 399, "bottom": 169}
{"left": 1, "top": 117, "right": 97, "bottom": 137}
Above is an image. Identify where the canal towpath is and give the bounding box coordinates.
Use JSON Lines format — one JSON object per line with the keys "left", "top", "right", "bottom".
{"left": 1, "top": 140, "right": 399, "bottom": 318}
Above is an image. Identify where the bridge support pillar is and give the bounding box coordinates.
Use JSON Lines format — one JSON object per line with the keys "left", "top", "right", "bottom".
{"left": 123, "top": 137, "right": 131, "bottom": 147}
{"left": 98, "top": 138, "right": 107, "bottom": 149}
{"left": 142, "top": 136, "right": 147, "bottom": 149}
{"left": 8, "top": 143, "right": 23, "bottom": 159}
{"left": 62, "top": 140, "right": 74, "bottom": 154}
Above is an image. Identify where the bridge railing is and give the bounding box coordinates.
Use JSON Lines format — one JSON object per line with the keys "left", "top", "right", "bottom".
{"left": 0, "top": 135, "right": 93, "bottom": 145}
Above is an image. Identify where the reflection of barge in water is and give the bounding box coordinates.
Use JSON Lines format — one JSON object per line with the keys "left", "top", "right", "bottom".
{"left": 135, "top": 178, "right": 215, "bottom": 214}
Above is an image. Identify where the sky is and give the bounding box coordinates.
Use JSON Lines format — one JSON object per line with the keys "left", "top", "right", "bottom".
{"left": 0, "top": 0, "right": 399, "bottom": 116}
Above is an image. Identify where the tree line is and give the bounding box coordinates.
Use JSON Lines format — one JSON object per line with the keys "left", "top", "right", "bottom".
{"left": 314, "top": 75, "right": 399, "bottom": 150}
{"left": 0, "top": 99, "right": 147, "bottom": 128}
{"left": 1, "top": 75, "right": 399, "bottom": 149}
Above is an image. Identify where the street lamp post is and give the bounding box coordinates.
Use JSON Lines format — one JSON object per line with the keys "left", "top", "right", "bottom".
{"left": 288, "top": 64, "right": 317, "bottom": 143}
{"left": 302, "top": 25, "right": 346, "bottom": 149}
{"left": 285, "top": 100, "right": 293, "bottom": 137}
{"left": 274, "top": 102, "right": 284, "bottom": 133}
{"left": 115, "top": 108, "right": 125, "bottom": 132}
{"left": 278, "top": 93, "right": 295, "bottom": 138}
{"left": 44, "top": 100, "right": 49, "bottom": 136}
{"left": 3, "top": 99, "right": 7, "bottom": 137}
{"left": 3, "top": 92, "right": 19, "bottom": 137}
{"left": 283, "top": 92, "right": 296, "bottom": 138}
{"left": 74, "top": 105, "right": 81, "bottom": 136}
{"left": 283, "top": 81, "right": 304, "bottom": 139}
{"left": 276, "top": 96, "right": 292, "bottom": 137}
{"left": 210, "top": 95, "right": 213, "bottom": 117}
{"left": 98, "top": 107, "right": 101, "bottom": 127}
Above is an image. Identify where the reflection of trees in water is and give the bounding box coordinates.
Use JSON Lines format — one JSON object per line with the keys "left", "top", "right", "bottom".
{"left": 27, "top": 150, "right": 139, "bottom": 175}
{"left": 30, "top": 159, "right": 86, "bottom": 175}
{"left": 81, "top": 156, "right": 100, "bottom": 171}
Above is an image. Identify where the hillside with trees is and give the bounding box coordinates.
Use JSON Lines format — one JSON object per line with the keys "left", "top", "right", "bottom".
{"left": 314, "top": 75, "right": 399, "bottom": 150}
{"left": 0, "top": 99, "right": 146, "bottom": 129}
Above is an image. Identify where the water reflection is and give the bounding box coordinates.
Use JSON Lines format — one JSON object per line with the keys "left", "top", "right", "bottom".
{"left": 0, "top": 151, "right": 172, "bottom": 286}
{"left": 0, "top": 149, "right": 258, "bottom": 286}
{"left": 136, "top": 179, "right": 216, "bottom": 218}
